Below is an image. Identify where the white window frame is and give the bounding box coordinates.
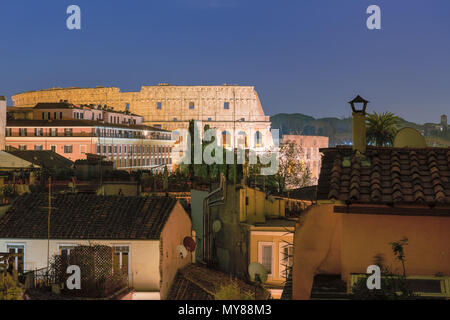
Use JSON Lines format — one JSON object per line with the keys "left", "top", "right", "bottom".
{"left": 5, "top": 242, "right": 26, "bottom": 272}
{"left": 58, "top": 243, "right": 78, "bottom": 256}
{"left": 112, "top": 244, "right": 131, "bottom": 276}
{"left": 257, "top": 241, "right": 274, "bottom": 276}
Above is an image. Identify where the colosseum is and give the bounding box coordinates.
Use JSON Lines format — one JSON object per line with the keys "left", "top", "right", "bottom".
{"left": 12, "top": 84, "right": 273, "bottom": 150}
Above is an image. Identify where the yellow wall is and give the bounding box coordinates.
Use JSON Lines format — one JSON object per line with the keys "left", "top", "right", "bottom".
{"left": 292, "top": 203, "right": 450, "bottom": 299}
{"left": 292, "top": 204, "right": 341, "bottom": 299}
{"left": 341, "top": 213, "right": 450, "bottom": 284}
{"left": 249, "top": 230, "right": 294, "bottom": 287}
{"left": 239, "top": 187, "right": 285, "bottom": 224}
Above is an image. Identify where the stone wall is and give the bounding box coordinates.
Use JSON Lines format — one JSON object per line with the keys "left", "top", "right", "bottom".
{"left": 12, "top": 85, "right": 273, "bottom": 148}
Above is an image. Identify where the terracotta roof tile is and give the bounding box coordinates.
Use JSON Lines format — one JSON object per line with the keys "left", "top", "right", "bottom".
{"left": 318, "top": 146, "right": 450, "bottom": 206}
{"left": 167, "top": 264, "right": 269, "bottom": 300}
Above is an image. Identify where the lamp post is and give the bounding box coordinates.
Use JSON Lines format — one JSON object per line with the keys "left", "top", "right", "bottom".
{"left": 348, "top": 95, "right": 369, "bottom": 153}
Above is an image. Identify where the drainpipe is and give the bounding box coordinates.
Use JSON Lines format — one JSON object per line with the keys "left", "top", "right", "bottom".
{"left": 202, "top": 173, "right": 226, "bottom": 264}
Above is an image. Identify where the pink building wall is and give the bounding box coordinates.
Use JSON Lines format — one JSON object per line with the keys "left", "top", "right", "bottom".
{"left": 282, "top": 135, "right": 329, "bottom": 182}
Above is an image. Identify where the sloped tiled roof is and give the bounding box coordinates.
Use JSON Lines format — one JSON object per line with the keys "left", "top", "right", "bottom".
{"left": 318, "top": 146, "right": 450, "bottom": 206}
{"left": 6, "top": 150, "right": 73, "bottom": 169}
{"left": 0, "top": 193, "right": 178, "bottom": 240}
{"left": 167, "top": 264, "right": 269, "bottom": 300}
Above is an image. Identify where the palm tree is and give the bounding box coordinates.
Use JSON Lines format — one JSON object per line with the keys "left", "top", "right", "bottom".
{"left": 366, "top": 111, "right": 400, "bottom": 146}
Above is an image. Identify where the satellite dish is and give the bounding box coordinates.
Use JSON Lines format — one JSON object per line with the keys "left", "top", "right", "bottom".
{"left": 212, "top": 220, "right": 222, "bottom": 233}
{"left": 393, "top": 127, "right": 427, "bottom": 148}
{"left": 183, "top": 236, "right": 196, "bottom": 252}
{"left": 176, "top": 245, "right": 188, "bottom": 259}
{"left": 248, "top": 262, "right": 268, "bottom": 284}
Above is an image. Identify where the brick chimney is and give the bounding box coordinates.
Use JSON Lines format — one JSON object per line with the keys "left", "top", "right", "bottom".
{"left": 348, "top": 95, "right": 368, "bottom": 154}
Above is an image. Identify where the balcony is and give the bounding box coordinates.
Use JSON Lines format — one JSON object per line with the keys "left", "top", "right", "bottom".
{"left": 6, "top": 131, "right": 173, "bottom": 141}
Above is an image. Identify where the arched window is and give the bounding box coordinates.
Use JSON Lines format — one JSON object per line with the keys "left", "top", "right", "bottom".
{"left": 237, "top": 131, "right": 248, "bottom": 148}
{"left": 222, "top": 131, "right": 231, "bottom": 148}
{"left": 254, "top": 131, "right": 263, "bottom": 147}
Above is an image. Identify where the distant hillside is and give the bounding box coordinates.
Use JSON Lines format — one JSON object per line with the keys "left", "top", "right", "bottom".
{"left": 270, "top": 113, "right": 449, "bottom": 147}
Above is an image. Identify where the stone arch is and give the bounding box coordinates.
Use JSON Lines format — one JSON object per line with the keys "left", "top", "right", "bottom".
{"left": 254, "top": 130, "right": 263, "bottom": 147}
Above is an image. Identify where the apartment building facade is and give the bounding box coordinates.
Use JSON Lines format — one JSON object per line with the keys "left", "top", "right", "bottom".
{"left": 5, "top": 102, "right": 174, "bottom": 171}
{"left": 282, "top": 135, "right": 329, "bottom": 184}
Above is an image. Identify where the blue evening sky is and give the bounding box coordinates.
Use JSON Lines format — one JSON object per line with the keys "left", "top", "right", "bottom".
{"left": 0, "top": 0, "right": 449, "bottom": 123}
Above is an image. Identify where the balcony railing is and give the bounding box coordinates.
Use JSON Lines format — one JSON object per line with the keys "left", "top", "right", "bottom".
{"left": 6, "top": 132, "right": 173, "bottom": 141}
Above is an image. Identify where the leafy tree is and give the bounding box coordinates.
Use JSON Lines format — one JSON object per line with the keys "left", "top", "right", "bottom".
{"left": 180, "top": 121, "right": 243, "bottom": 186}
{"left": 215, "top": 280, "right": 255, "bottom": 300}
{"left": 366, "top": 111, "right": 400, "bottom": 146}
{"left": 390, "top": 237, "right": 408, "bottom": 277}
{"left": 273, "top": 141, "right": 312, "bottom": 193}
{"left": 0, "top": 270, "right": 24, "bottom": 300}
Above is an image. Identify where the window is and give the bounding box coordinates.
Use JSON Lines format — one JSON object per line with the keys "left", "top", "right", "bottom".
{"left": 50, "top": 128, "right": 58, "bottom": 137}
{"left": 80, "top": 145, "right": 87, "bottom": 154}
{"left": 156, "top": 102, "right": 162, "bottom": 110}
{"left": 34, "top": 128, "right": 43, "bottom": 136}
{"left": 189, "top": 102, "right": 195, "bottom": 109}
{"left": 19, "top": 128, "right": 27, "bottom": 137}
{"left": 59, "top": 112, "right": 63, "bottom": 120}
{"left": 34, "top": 145, "right": 43, "bottom": 151}
{"left": 19, "top": 145, "right": 27, "bottom": 151}
{"left": 5, "top": 128, "right": 11, "bottom": 136}
{"left": 173, "top": 117, "right": 177, "bottom": 121}
{"left": 258, "top": 242, "right": 273, "bottom": 275}
{"left": 42, "top": 112, "right": 45, "bottom": 120}
{"left": 224, "top": 102, "right": 230, "bottom": 109}
{"left": 279, "top": 244, "right": 293, "bottom": 279}
{"left": 113, "top": 246, "right": 129, "bottom": 275}
{"left": 240, "top": 118, "right": 245, "bottom": 121}
{"left": 7, "top": 244, "right": 25, "bottom": 273}
{"left": 64, "top": 128, "right": 73, "bottom": 137}
{"left": 59, "top": 244, "right": 77, "bottom": 263}
{"left": 237, "top": 131, "right": 248, "bottom": 148}
{"left": 207, "top": 117, "right": 212, "bottom": 121}
{"left": 50, "top": 145, "right": 56, "bottom": 153}
{"left": 64, "top": 145, "right": 73, "bottom": 154}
